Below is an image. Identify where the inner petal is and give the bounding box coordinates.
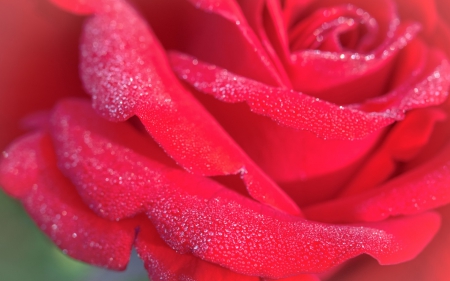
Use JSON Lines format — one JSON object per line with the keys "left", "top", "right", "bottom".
{"left": 289, "top": 4, "right": 378, "bottom": 53}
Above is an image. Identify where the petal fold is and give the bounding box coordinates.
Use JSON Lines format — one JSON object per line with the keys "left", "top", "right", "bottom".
{"left": 79, "top": 0, "right": 300, "bottom": 215}
{"left": 0, "top": 132, "right": 136, "bottom": 269}
{"left": 170, "top": 52, "right": 450, "bottom": 140}
{"left": 305, "top": 141, "right": 450, "bottom": 223}
{"left": 49, "top": 100, "right": 441, "bottom": 277}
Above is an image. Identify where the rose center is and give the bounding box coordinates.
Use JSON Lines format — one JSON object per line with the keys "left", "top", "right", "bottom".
{"left": 288, "top": 4, "right": 380, "bottom": 53}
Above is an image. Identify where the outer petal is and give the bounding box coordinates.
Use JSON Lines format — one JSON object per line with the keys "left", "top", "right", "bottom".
{"left": 0, "top": 133, "right": 136, "bottom": 269}
{"left": 79, "top": 0, "right": 300, "bottom": 215}
{"left": 136, "top": 223, "right": 261, "bottom": 281}
{"left": 329, "top": 204, "right": 450, "bottom": 281}
{"left": 49, "top": 99, "right": 440, "bottom": 278}
{"left": 0, "top": 0, "right": 84, "bottom": 149}
{"left": 0, "top": 129, "right": 294, "bottom": 280}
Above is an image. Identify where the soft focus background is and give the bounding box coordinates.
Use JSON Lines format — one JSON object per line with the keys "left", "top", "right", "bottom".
{"left": 0, "top": 191, "right": 149, "bottom": 281}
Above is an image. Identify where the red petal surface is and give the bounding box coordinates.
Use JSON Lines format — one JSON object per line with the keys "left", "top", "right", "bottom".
{"left": 262, "top": 274, "right": 320, "bottom": 281}
{"left": 182, "top": 0, "right": 289, "bottom": 86}
{"left": 0, "top": 128, "right": 271, "bottom": 279}
{"left": 338, "top": 108, "right": 446, "bottom": 197}
{"left": 49, "top": 0, "right": 97, "bottom": 14}
{"left": 238, "top": 0, "right": 291, "bottom": 85}
{"left": 49, "top": 99, "right": 440, "bottom": 277}
{"left": 79, "top": 0, "right": 300, "bottom": 215}
{"left": 305, "top": 140, "right": 450, "bottom": 223}
{"left": 395, "top": 0, "right": 438, "bottom": 35}
{"left": 170, "top": 52, "right": 450, "bottom": 140}
{"left": 430, "top": 19, "right": 450, "bottom": 58}
{"left": 0, "top": 133, "right": 136, "bottom": 270}
{"left": 0, "top": 0, "right": 84, "bottom": 149}
{"left": 130, "top": 0, "right": 284, "bottom": 87}
{"left": 352, "top": 46, "right": 449, "bottom": 114}
{"left": 285, "top": 0, "right": 416, "bottom": 104}
{"left": 297, "top": 0, "right": 399, "bottom": 50}
{"left": 329, "top": 204, "right": 450, "bottom": 281}
{"left": 136, "top": 223, "right": 260, "bottom": 281}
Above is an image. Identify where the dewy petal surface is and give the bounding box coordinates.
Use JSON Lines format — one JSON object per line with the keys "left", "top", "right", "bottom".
{"left": 330, "top": 204, "right": 450, "bottom": 281}
{"left": 0, "top": 130, "right": 273, "bottom": 280}
{"left": 47, "top": 99, "right": 440, "bottom": 278}
{"left": 170, "top": 52, "right": 450, "bottom": 140}
{"left": 79, "top": 0, "right": 300, "bottom": 215}
{"left": 0, "top": 132, "right": 137, "bottom": 270}
{"left": 135, "top": 223, "right": 263, "bottom": 281}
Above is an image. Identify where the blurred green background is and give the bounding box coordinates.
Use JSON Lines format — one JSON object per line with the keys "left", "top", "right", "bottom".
{"left": 0, "top": 191, "right": 149, "bottom": 281}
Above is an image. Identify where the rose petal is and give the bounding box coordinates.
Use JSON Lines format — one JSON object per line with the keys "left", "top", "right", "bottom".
{"left": 238, "top": 0, "right": 291, "bottom": 84}
{"left": 430, "top": 19, "right": 450, "bottom": 58}
{"left": 136, "top": 223, "right": 260, "bottom": 281}
{"left": 129, "top": 0, "right": 285, "bottom": 86}
{"left": 0, "top": 0, "right": 84, "bottom": 149}
{"left": 79, "top": 0, "right": 300, "bottom": 215}
{"left": 48, "top": 0, "right": 98, "bottom": 14}
{"left": 353, "top": 46, "right": 449, "bottom": 114}
{"left": 304, "top": 140, "right": 450, "bottom": 222}
{"left": 169, "top": 51, "right": 390, "bottom": 140}
{"left": 0, "top": 132, "right": 136, "bottom": 269}
{"left": 329, "top": 204, "right": 450, "bottom": 281}
{"left": 338, "top": 108, "right": 446, "bottom": 197}
{"left": 294, "top": 0, "right": 399, "bottom": 50}
{"left": 436, "top": 0, "right": 450, "bottom": 27}
{"left": 395, "top": 0, "right": 438, "bottom": 35}
{"left": 182, "top": 0, "right": 290, "bottom": 86}
{"left": 49, "top": 102, "right": 441, "bottom": 277}
{"left": 170, "top": 52, "right": 450, "bottom": 140}
{"left": 283, "top": 0, "right": 418, "bottom": 104}
{"left": 0, "top": 129, "right": 276, "bottom": 279}
{"left": 262, "top": 274, "right": 320, "bottom": 281}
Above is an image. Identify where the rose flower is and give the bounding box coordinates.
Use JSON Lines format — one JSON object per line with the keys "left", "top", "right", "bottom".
{"left": 1, "top": 0, "right": 450, "bottom": 280}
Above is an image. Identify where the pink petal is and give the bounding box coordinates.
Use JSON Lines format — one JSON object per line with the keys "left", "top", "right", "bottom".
{"left": 0, "top": 132, "right": 136, "bottom": 270}
{"left": 79, "top": 0, "right": 300, "bottom": 215}
{"left": 49, "top": 101, "right": 441, "bottom": 277}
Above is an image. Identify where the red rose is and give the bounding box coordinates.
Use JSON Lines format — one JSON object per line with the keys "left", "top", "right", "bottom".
{"left": 1, "top": 0, "right": 450, "bottom": 280}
